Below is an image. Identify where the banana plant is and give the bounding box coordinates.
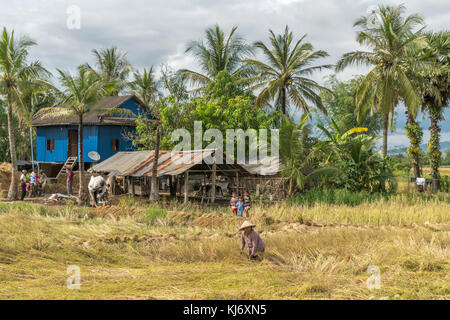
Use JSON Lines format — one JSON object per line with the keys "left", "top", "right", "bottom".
{"left": 280, "top": 114, "right": 340, "bottom": 196}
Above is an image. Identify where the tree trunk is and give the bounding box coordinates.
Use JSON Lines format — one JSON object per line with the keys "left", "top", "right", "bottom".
{"left": 150, "top": 126, "right": 160, "bottom": 201}
{"left": 405, "top": 109, "right": 422, "bottom": 179}
{"left": 6, "top": 95, "right": 18, "bottom": 200}
{"left": 281, "top": 86, "right": 287, "bottom": 115}
{"left": 428, "top": 106, "right": 441, "bottom": 192}
{"left": 78, "top": 114, "right": 87, "bottom": 204}
{"left": 382, "top": 113, "right": 389, "bottom": 157}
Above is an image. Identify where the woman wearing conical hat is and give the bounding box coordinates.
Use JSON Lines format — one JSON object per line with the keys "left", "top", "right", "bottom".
{"left": 239, "top": 221, "right": 265, "bottom": 261}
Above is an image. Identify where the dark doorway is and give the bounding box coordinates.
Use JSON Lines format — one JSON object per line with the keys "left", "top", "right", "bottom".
{"left": 68, "top": 129, "right": 78, "bottom": 157}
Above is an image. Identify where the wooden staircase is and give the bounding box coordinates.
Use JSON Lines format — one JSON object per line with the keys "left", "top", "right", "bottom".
{"left": 56, "top": 157, "right": 78, "bottom": 179}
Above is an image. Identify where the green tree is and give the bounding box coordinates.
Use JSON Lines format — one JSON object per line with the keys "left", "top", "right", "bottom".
{"left": 318, "top": 75, "right": 383, "bottom": 135}
{"left": 279, "top": 114, "right": 339, "bottom": 196}
{"left": 420, "top": 31, "right": 450, "bottom": 191}
{"left": 0, "top": 27, "right": 49, "bottom": 200}
{"left": 315, "top": 120, "right": 397, "bottom": 192}
{"left": 84, "top": 47, "right": 132, "bottom": 95}
{"left": 243, "top": 26, "right": 332, "bottom": 116}
{"left": 128, "top": 66, "right": 160, "bottom": 108}
{"left": 180, "top": 25, "right": 252, "bottom": 90}
{"left": 336, "top": 4, "right": 428, "bottom": 157}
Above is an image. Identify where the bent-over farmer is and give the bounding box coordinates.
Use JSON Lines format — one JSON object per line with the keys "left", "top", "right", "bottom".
{"left": 240, "top": 221, "right": 265, "bottom": 261}
{"left": 88, "top": 172, "right": 106, "bottom": 207}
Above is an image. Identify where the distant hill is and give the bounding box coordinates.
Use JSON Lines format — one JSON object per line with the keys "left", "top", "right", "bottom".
{"left": 388, "top": 141, "right": 450, "bottom": 155}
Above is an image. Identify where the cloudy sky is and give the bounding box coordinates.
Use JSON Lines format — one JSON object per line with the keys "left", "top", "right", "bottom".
{"left": 2, "top": 0, "right": 449, "bottom": 148}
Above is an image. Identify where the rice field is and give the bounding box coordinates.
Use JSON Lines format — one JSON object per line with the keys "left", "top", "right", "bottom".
{"left": 0, "top": 195, "right": 448, "bottom": 300}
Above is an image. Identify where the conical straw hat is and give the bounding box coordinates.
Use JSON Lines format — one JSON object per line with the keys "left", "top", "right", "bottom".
{"left": 239, "top": 221, "right": 256, "bottom": 231}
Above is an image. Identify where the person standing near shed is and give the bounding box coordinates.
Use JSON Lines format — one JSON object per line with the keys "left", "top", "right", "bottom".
{"left": 240, "top": 221, "right": 265, "bottom": 261}
{"left": 66, "top": 166, "right": 74, "bottom": 195}
{"left": 29, "top": 169, "right": 37, "bottom": 197}
{"left": 19, "top": 170, "right": 27, "bottom": 200}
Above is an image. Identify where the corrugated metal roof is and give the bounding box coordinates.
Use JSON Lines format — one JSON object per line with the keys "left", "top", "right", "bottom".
{"left": 242, "top": 156, "right": 281, "bottom": 176}
{"left": 90, "top": 149, "right": 252, "bottom": 177}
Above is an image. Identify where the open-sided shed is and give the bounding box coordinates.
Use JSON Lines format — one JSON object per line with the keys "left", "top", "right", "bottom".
{"left": 90, "top": 149, "right": 252, "bottom": 203}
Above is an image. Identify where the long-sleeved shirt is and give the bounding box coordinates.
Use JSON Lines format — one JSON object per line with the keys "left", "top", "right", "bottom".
{"left": 241, "top": 230, "right": 265, "bottom": 257}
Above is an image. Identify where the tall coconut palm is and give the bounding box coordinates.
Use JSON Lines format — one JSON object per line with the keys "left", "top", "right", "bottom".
{"left": 36, "top": 68, "right": 108, "bottom": 202}
{"left": 243, "top": 26, "right": 332, "bottom": 116}
{"left": 336, "top": 4, "right": 428, "bottom": 157}
{"left": 128, "top": 66, "right": 160, "bottom": 110}
{"left": 420, "top": 31, "right": 450, "bottom": 191}
{"left": 180, "top": 25, "right": 252, "bottom": 90}
{"left": 84, "top": 46, "right": 132, "bottom": 95}
{"left": 128, "top": 66, "right": 162, "bottom": 200}
{"left": 0, "top": 27, "right": 49, "bottom": 200}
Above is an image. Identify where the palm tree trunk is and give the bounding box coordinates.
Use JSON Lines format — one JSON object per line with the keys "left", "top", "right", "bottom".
{"left": 428, "top": 106, "right": 441, "bottom": 192}
{"left": 78, "top": 114, "right": 87, "bottom": 203}
{"left": 6, "top": 95, "right": 18, "bottom": 200}
{"left": 405, "top": 109, "right": 422, "bottom": 179}
{"left": 150, "top": 126, "right": 160, "bottom": 201}
{"left": 281, "top": 86, "right": 287, "bottom": 115}
{"left": 382, "top": 113, "right": 389, "bottom": 157}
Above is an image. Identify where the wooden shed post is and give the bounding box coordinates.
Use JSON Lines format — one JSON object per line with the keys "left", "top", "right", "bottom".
{"left": 236, "top": 172, "right": 239, "bottom": 196}
{"left": 131, "top": 176, "right": 135, "bottom": 196}
{"left": 184, "top": 171, "right": 189, "bottom": 203}
{"left": 211, "top": 161, "right": 216, "bottom": 203}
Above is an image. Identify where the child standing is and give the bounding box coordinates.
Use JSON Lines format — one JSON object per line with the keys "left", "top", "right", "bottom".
{"left": 243, "top": 191, "right": 251, "bottom": 217}
{"left": 236, "top": 196, "right": 244, "bottom": 217}
{"left": 230, "top": 192, "right": 238, "bottom": 215}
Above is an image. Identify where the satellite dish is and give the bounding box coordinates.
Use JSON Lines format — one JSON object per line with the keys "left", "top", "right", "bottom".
{"left": 88, "top": 151, "right": 101, "bottom": 162}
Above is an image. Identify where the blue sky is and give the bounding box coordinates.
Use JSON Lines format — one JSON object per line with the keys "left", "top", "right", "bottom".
{"left": 1, "top": 0, "right": 449, "bottom": 149}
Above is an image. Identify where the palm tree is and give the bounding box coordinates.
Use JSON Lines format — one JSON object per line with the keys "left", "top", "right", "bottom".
{"left": 280, "top": 114, "right": 339, "bottom": 196}
{"left": 128, "top": 66, "right": 162, "bottom": 200}
{"left": 180, "top": 25, "right": 252, "bottom": 90}
{"left": 84, "top": 47, "right": 132, "bottom": 95}
{"left": 0, "top": 27, "right": 49, "bottom": 200}
{"left": 243, "top": 26, "right": 332, "bottom": 116}
{"left": 420, "top": 31, "right": 450, "bottom": 191}
{"left": 336, "top": 4, "right": 428, "bottom": 157}
{"left": 128, "top": 66, "right": 160, "bottom": 109}
{"left": 36, "top": 68, "right": 108, "bottom": 202}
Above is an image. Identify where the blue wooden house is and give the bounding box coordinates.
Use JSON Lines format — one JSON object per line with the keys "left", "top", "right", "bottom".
{"left": 32, "top": 95, "right": 150, "bottom": 167}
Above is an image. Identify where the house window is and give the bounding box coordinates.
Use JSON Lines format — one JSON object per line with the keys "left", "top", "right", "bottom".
{"left": 46, "top": 139, "right": 55, "bottom": 151}
{"left": 112, "top": 139, "right": 120, "bottom": 151}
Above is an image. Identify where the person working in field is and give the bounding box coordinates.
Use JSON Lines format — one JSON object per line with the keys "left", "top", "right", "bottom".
{"left": 230, "top": 192, "right": 238, "bottom": 215}
{"left": 88, "top": 172, "right": 107, "bottom": 207}
{"left": 240, "top": 221, "right": 265, "bottom": 261}
{"left": 243, "top": 191, "right": 251, "bottom": 217}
